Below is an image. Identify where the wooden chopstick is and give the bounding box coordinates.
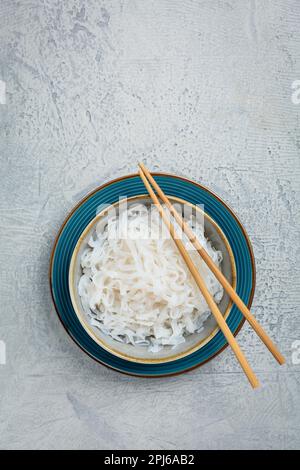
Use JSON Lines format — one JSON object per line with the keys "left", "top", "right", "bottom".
{"left": 139, "top": 162, "right": 285, "bottom": 366}
{"left": 139, "top": 166, "right": 260, "bottom": 388}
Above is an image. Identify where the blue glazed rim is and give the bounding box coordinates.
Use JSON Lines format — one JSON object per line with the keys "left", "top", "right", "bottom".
{"left": 49, "top": 172, "right": 256, "bottom": 377}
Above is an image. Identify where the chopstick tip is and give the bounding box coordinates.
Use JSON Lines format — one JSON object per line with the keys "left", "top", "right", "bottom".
{"left": 138, "top": 161, "right": 146, "bottom": 170}
{"left": 250, "top": 377, "right": 260, "bottom": 389}
{"left": 138, "top": 166, "right": 145, "bottom": 180}
{"left": 279, "top": 356, "right": 286, "bottom": 365}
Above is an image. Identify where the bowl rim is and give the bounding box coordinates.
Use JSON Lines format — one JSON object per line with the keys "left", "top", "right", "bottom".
{"left": 68, "top": 194, "right": 237, "bottom": 364}
{"left": 49, "top": 172, "right": 256, "bottom": 377}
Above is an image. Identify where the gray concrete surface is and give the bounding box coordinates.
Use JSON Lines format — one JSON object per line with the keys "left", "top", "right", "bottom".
{"left": 0, "top": 0, "right": 300, "bottom": 450}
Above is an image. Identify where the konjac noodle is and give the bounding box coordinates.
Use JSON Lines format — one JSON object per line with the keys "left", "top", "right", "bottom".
{"left": 78, "top": 204, "right": 223, "bottom": 352}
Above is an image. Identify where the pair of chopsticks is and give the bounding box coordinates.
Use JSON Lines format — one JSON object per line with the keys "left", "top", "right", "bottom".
{"left": 138, "top": 163, "right": 285, "bottom": 388}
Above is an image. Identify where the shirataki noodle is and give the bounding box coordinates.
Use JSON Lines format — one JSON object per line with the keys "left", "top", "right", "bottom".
{"left": 78, "top": 204, "right": 224, "bottom": 352}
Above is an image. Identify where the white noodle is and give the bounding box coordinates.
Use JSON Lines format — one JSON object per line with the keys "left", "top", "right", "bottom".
{"left": 78, "top": 204, "right": 223, "bottom": 352}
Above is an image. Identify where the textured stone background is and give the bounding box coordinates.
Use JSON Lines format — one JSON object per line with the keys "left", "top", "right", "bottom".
{"left": 0, "top": 0, "right": 300, "bottom": 450}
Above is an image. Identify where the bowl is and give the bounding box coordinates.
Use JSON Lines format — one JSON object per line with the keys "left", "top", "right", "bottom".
{"left": 50, "top": 172, "right": 255, "bottom": 376}
{"left": 68, "top": 195, "right": 236, "bottom": 364}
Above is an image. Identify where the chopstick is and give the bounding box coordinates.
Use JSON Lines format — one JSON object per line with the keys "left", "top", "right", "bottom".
{"left": 139, "top": 162, "right": 285, "bottom": 366}
{"left": 138, "top": 166, "right": 260, "bottom": 388}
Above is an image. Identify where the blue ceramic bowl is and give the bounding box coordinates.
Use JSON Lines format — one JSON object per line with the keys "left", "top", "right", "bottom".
{"left": 50, "top": 173, "right": 255, "bottom": 377}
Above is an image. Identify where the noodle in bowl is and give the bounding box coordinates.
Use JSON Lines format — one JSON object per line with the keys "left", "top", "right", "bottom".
{"left": 69, "top": 196, "right": 236, "bottom": 363}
